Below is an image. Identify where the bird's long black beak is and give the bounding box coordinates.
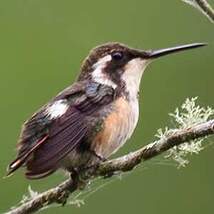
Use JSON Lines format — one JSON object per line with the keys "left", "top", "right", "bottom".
{"left": 142, "top": 43, "right": 207, "bottom": 59}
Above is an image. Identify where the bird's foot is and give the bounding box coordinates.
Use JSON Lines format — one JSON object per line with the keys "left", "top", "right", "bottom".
{"left": 89, "top": 149, "right": 107, "bottom": 162}
{"left": 69, "top": 169, "right": 88, "bottom": 191}
{"left": 56, "top": 191, "right": 70, "bottom": 206}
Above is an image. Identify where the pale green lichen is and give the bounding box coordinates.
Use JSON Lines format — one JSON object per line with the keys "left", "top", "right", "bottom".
{"left": 157, "top": 97, "right": 214, "bottom": 168}
{"left": 170, "top": 97, "right": 214, "bottom": 128}
{"left": 69, "top": 199, "right": 85, "bottom": 207}
{"left": 4, "top": 186, "right": 39, "bottom": 214}
{"left": 18, "top": 186, "right": 39, "bottom": 206}
{"left": 27, "top": 186, "right": 39, "bottom": 199}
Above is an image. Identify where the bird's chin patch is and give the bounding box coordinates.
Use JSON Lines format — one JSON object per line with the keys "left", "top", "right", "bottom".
{"left": 122, "top": 58, "right": 150, "bottom": 98}
{"left": 124, "top": 58, "right": 150, "bottom": 75}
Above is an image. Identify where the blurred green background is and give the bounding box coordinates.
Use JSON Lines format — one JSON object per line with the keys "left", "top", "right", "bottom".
{"left": 0, "top": 0, "right": 213, "bottom": 213}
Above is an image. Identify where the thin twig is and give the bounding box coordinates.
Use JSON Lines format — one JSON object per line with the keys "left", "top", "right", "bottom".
{"left": 6, "top": 119, "right": 214, "bottom": 214}
{"left": 196, "top": 0, "right": 214, "bottom": 22}
{"left": 183, "top": 0, "right": 214, "bottom": 23}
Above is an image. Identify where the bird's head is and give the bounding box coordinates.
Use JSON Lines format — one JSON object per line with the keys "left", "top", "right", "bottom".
{"left": 78, "top": 42, "right": 206, "bottom": 99}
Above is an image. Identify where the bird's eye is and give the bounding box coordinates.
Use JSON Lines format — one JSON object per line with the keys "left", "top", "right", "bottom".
{"left": 112, "top": 52, "right": 123, "bottom": 60}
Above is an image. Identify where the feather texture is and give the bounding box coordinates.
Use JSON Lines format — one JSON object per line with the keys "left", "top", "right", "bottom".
{"left": 7, "top": 81, "right": 115, "bottom": 179}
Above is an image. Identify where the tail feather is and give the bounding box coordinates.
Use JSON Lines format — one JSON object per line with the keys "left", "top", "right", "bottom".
{"left": 6, "top": 135, "right": 48, "bottom": 177}
{"left": 25, "top": 168, "right": 56, "bottom": 179}
{"left": 6, "top": 158, "right": 24, "bottom": 177}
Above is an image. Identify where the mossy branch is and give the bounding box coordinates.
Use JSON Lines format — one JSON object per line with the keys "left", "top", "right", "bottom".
{"left": 5, "top": 98, "right": 214, "bottom": 214}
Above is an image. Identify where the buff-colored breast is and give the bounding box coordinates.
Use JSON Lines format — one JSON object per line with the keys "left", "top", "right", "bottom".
{"left": 92, "top": 97, "right": 139, "bottom": 158}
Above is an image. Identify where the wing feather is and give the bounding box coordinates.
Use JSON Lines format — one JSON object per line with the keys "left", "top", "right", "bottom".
{"left": 7, "top": 81, "right": 115, "bottom": 179}
{"left": 26, "top": 125, "right": 87, "bottom": 178}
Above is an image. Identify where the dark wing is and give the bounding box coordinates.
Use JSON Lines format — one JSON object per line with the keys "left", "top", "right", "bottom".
{"left": 7, "top": 81, "right": 115, "bottom": 179}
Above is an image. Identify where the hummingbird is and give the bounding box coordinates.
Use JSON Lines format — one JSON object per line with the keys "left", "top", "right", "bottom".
{"left": 7, "top": 42, "right": 206, "bottom": 179}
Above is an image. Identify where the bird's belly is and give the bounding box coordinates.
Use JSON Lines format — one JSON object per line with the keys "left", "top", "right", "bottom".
{"left": 92, "top": 97, "right": 139, "bottom": 158}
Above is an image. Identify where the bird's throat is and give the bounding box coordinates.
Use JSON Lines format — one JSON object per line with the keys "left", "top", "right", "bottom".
{"left": 122, "top": 58, "right": 149, "bottom": 101}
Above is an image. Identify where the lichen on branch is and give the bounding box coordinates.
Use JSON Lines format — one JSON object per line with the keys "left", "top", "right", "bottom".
{"left": 157, "top": 97, "right": 214, "bottom": 167}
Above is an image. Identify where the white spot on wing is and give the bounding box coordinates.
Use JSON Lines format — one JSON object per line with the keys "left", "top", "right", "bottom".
{"left": 92, "top": 55, "right": 117, "bottom": 89}
{"left": 46, "top": 100, "right": 69, "bottom": 119}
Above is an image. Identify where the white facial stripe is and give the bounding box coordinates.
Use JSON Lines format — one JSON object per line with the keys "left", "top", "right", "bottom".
{"left": 92, "top": 55, "right": 117, "bottom": 89}
{"left": 93, "top": 55, "right": 112, "bottom": 68}
{"left": 46, "top": 100, "right": 69, "bottom": 119}
{"left": 122, "top": 58, "right": 150, "bottom": 100}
